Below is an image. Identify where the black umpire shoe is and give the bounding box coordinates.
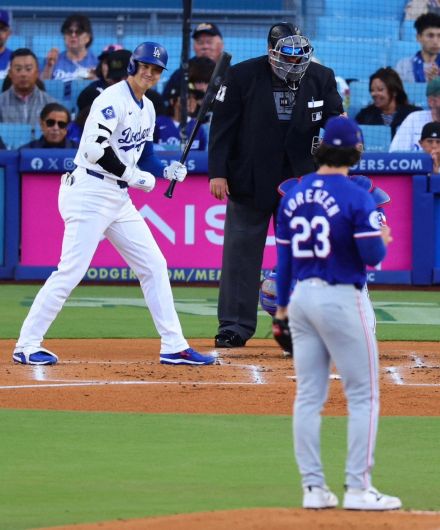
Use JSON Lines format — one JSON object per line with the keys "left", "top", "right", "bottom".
{"left": 214, "top": 330, "right": 246, "bottom": 348}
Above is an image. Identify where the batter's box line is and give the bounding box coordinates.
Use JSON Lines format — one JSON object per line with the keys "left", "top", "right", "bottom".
{"left": 0, "top": 380, "right": 267, "bottom": 390}
{"left": 214, "top": 358, "right": 266, "bottom": 384}
{"left": 386, "top": 366, "right": 440, "bottom": 387}
{"left": 21, "top": 359, "right": 266, "bottom": 388}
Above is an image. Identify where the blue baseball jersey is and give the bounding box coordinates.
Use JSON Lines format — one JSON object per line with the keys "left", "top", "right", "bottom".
{"left": 48, "top": 50, "right": 97, "bottom": 81}
{"left": 0, "top": 48, "right": 12, "bottom": 79}
{"left": 154, "top": 115, "right": 207, "bottom": 150}
{"left": 276, "top": 172, "right": 384, "bottom": 305}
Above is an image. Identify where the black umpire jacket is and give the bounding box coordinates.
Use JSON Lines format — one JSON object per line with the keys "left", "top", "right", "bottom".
{"left": 208, "top": 56, "right": 343, "bottom": 211}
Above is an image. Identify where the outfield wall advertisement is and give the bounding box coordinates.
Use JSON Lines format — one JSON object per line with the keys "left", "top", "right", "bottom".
{"left": 19, "top": 172, "right": 413, "bottom": 282}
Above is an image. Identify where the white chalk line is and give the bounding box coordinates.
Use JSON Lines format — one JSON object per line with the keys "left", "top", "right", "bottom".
{"left": 0, "top": 381, "right": 262, "bottom": 390}
{"left": 217, "top": 358, "right": 265, "bottom": 384}
{"left": 386, "top": 354, "right": 440, "bottom": 387}
{"left": 0, "top": 356, "right": 266, "bottom": 390}
{"left": 2, "top": 352, "right": 438, "bottom": 390}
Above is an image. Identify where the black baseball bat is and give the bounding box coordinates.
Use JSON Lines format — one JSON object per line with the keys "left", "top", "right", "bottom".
{"left": 179, "top": 0, "right": 192, "bottom": 148}
{"left": 164, "top": 51, "right": 232, "bottom": 199}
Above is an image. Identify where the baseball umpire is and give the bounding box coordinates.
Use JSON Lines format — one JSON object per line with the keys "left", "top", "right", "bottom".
{"left": 275, "top": 116, "right": 401, "bottom": 510}
{"left": 12, "top": 41, "right": 215, "bottom": 367}
{"left": 209, "top": 22, "right": 343, "bottom": 349}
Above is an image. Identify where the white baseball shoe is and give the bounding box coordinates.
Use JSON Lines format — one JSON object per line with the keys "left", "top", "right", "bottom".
{"left": 343, "top": 486, "right": 402, "bottom": 510}
{"left": 13, "top": 346, "right": 59, "bottom": 365}
{"left": 303, "top": 485, "right": 338, "bottom": 509}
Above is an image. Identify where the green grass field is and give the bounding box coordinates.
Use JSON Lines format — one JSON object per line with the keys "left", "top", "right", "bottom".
{"left": 0, "top": 284, "right": 439, "bottom": 529}
{"left": 1, "top": 411, "right": 439, "bottom": 530}
{"left": 1, "top": 284, "right": 440, "bottom": 340}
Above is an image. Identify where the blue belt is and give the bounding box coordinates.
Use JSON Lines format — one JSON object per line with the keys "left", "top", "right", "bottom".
{"left": 86, "top": 168, "right": 128, "bottom": 189}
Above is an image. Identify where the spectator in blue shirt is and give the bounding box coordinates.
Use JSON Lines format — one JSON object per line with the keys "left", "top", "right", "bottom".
{"left": 154, "top": 83, "right": 207, "bottom": 150}
{"left": 41, "top": 13, "right": 97, "bottom": 82}
{"left": 0, "top": 9, "right": 12, "bottom": 80}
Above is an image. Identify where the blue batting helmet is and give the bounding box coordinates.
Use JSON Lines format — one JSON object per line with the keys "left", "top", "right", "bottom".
{"left": 127, "top": 42, "right": 168, "bottom": 75}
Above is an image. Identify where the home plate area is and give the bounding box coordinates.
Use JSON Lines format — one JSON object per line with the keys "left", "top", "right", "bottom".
{"left": 0, "top": 339, "right": 439, "bottom": 415}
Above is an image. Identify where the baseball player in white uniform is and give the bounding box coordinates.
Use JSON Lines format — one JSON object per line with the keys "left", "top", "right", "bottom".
{"left": 13, "top": 41, "right": 215, "bottom": 367}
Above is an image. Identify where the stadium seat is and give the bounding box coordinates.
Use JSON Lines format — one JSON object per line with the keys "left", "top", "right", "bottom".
{"left": 359, "top": 124, "right": 391, "bottom": 151}
{"left": 312, "top": 40, "right": 388, "bottom": 81}
{"left": 401, "top": 19, "right": 416, "bottom": 41}
{"left": 404, "top": 82, "right": 428, "bottom": 109}
{"left": 225, "top": 36, "right": 266, "bottom": 64}
{"left": 122, "top": 35, "right": 166, "bottom": 54}
{"left": 348, "top": 80, "right": 370, "bottom": 119}
{"left": 44, "top": 79, "right": 68, "bottom": 102}
{"left": 7, "top": 35, "right": 27, "bottom": 50}
{"left": 0, "top": 123, "right": 35, "bottom": 150}
{"left": 324, "top": 0, "right": 407, "bottom": 19}
{"left": 91, "top": 36, "right": 121, "bottom": 58}
{"left": 70, "top": 79, "right": 93, "bottom": 110}
{"left": 388, "top": 40, "right": 417, "bottom": 69}
{"left": 32, "top": 35, "right": 65, "bottom": 61}
{"left": 316, "top": 16, "right": 400, "bottom": 42}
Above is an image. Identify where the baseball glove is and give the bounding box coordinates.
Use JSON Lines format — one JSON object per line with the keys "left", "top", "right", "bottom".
{"left": 272, "top": 317, "right": 293, "bottom": 355}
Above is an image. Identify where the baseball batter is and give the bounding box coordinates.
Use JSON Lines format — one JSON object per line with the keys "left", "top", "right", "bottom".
{"left": 275, "top": 117, "right": 401, "bottom": 510}
{"left": 13, "top": 42, "right": 215, "bottom": 367}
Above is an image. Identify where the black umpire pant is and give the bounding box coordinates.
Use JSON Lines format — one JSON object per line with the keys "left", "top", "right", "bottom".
{"left": 217, "top": 199, "right": 277, "bottom": 341}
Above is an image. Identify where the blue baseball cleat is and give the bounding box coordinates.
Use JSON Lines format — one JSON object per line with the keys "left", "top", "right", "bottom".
{"left": 13, "top": 347, "right": 59, "bottom": 365}
{"left": 160, "top": 348, "right": 216, "bottom": 366}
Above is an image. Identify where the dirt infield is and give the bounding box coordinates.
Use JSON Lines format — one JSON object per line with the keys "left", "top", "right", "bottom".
{"left": 1, "top": 338, "right": 439, "bottom": 529}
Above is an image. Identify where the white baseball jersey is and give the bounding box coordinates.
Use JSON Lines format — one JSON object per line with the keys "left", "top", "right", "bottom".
{"left": 16, "top": 78, "right": 191, "bottom": 357}
{"left": 74, "top": 80, "right": 156, "bottom": 179}
{"left": 389, "top": 109, "right": 432, "bottom": 152}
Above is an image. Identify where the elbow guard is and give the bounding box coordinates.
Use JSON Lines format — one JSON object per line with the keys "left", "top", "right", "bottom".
{"left": 83, "top": 123, "right": 127, "bottom": 178}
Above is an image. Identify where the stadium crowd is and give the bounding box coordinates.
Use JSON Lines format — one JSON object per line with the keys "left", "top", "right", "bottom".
{"left": 0, "top": 4, "right": 440, "bottom": 167}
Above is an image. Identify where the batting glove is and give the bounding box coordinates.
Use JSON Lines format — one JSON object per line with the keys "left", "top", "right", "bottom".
{"left": 126, "top": 167, "right": 156, "bottom": 193}
{"left": 163, "top": 161, "right": 187, "bottom": 182}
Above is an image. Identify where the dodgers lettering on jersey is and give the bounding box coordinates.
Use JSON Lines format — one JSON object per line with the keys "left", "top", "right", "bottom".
{"left": 276, "top": 172, "right": 382, "bottom": 287}
{"left": 74, "top": 80, "right": 155, "bottom": 179}
{"left": 50, "top": 50, "right": 97, "bottom": 82}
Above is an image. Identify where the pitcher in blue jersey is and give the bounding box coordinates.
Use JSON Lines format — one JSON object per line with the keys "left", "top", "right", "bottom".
{"left": 275, "top": 116, "right": 401, "bottom": 511}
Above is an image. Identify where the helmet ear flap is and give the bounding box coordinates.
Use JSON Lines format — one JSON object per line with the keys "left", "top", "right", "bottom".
{"left": 127, "top": 57, "right": 137, "bottom": 76}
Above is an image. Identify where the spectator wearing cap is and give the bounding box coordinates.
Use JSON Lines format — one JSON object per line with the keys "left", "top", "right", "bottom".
{"left": 0, "top": 48, "right": 57, "bottom": 126}
{"left": 162, "top": 22, "right": 224, "bottom": 102}
{"left": 76, "top": 48, "right": 133, "bottom": 113}
{"left": 20, "top": 102, "right": 78, "bottom": 148}
{"left": 390, "top": 76, "right": 440, "bottom": 151}
{"left": 41, "top": 13, "right": 97, "bottom": 81}
{"left": 154, "top": 82, "right": 207, "bottom": 150}
{"left": 419, "top": 120, "right": 440, "bottom": 171}
{"left": 0, "top": 9, "right": 12, "bottom": 80}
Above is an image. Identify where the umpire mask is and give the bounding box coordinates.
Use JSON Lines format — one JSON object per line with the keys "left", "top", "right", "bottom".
{"left": 268, "top": 25, "right": 313, "bottom": 88}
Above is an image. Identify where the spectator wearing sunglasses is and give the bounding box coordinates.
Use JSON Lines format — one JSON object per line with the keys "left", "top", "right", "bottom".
{"left": 20, "top": 103, "right": 78, "bottom": 148}
{"left": 41, "top": 13, "right": 97, "bottom": 82}
{"left": 0, "top": 48, "right": 57, "bottom": 126}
